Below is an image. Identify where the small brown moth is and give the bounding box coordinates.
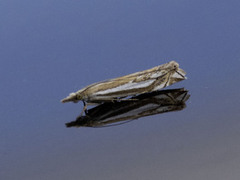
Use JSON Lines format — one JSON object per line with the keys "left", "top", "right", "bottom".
{"left": 61, "top": 61, "right": 186, "bottom": 112}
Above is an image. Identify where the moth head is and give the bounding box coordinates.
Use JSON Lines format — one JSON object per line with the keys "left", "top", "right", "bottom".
{"left": 61, "top": 92, "right": 81, "bottom": 103}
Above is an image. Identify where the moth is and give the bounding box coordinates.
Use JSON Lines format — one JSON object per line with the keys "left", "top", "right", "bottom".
{"left": 61, "top": 61, "right": 186, "bottom": 113}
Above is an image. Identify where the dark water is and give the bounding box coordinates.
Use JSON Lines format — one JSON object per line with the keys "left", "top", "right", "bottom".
{"left": 1, "top": 1, "right": 240, "bottom": 179}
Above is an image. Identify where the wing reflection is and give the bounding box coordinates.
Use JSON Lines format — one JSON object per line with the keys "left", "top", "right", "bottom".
{"left": 65, "top": 88, "right": 190, "bottom": 128}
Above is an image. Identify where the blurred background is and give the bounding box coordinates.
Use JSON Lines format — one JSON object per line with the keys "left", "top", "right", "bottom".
{"left": 1, "top": 0, "right": 240, "bottom": 179}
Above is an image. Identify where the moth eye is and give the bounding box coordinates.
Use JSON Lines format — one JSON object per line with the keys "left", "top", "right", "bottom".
{"left": 77, "top": 94, "right": 82, "bottom": 100}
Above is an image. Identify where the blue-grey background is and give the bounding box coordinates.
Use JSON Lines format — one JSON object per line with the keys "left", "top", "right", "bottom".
{"left": 1, "top": 0, "right": 240, "bottom": 180}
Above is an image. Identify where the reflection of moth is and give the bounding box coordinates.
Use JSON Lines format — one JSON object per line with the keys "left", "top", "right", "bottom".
{"left": 61, "top": 61, "right": 186, "bottom": 113}
{"left": 66, "top": 88, "right": 190, "bottom": 128}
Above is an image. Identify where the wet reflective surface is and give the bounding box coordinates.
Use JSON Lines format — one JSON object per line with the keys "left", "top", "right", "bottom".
{"left": 66, "top": 88, "right": 190, "bottom": 128}
{"left": 1, "top": 0, "right": 240, "bottom": 180}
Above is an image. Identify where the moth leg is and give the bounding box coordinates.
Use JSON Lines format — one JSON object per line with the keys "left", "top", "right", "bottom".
{"left": 80, "top": 101, "right": 88, "bottom": 116}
